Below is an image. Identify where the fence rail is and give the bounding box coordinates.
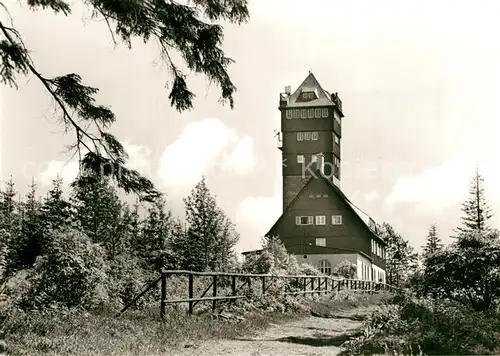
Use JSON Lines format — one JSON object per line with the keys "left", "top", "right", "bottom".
{"left": 119, "top": 270, "right": 397, "bottom": 318}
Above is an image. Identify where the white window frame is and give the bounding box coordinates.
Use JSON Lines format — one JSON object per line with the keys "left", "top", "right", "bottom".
{"left": 301, "top": 109, "right": 307, "bottom": 118}
{"left": 304, "top": 131, "right": 311, "bottom": 140}
{"left": 315, "top": 238, "right": 326, "bottom": 247}
{"left": 332, "top": 215, "right": 342, "bottom": 225}
{"left": 315, "top": 215, "right": 326, "bottom": 225}
{"left": 308, "top": 109, "right": 314, "bottom": 118}
{"left": 308, "top": 92, "right": 315, "bottom": 99}
{"left": 322, "top": 108, "right": 328, "bottom": 118}
{"left": 334, "top": 134, "right": 340, "bottom": 145}
{"left": 297, "top": 132, "right": 304, "bottom": 141}
{"left": 334, "top": 110, "right": 341, "bottom": 123}
{"left": 285, "top": 110, "right": 292, "bottom": 119}
{"left": 311, "top": 131, "right": 319, "bottom": 140}
{"left": 314, "top": 108, "right": 321, "bottom": 118}
{"left": 295, "top": 216, "right": 314, "bottom": 225}
{"left": 302, "top": 92, "right": 309, "bottom": 99}
{"left": 297, "top": 155, "right": 304, "bottom": 163}
{"left": 334, "top": 157, "right": 340, "bottom": 166}
{"left": 293, "top": 109, "right": 300, "bottom": 118}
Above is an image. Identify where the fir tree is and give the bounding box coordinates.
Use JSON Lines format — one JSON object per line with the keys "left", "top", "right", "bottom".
{"left": 455, "top": 167, "right": 493, "bottom": 235}
{"left": 421, "top": 223, "right": 443, "bottom": 259}
{"left": 40, "top": 176, "right": 73, "bottom": 232}
{"left": 0, "top": 0, "right": 249, "bottom": 202}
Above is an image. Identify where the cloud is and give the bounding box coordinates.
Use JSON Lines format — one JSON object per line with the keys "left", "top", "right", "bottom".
{"left": 122, "top": 141, "right": 153, "bottom": 176}
{"left": 157, "top": 118, "right": 255, "bottom": 195}
{"left": 364, "top": 190, "right": 379, "bottom": 202}
{"left": 39, "top": 160, "right": 79, "bottom": 186}
{"left": 384, "top": 158, "right": 500, "bottom": 215}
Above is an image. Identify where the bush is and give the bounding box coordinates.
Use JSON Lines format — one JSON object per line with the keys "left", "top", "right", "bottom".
{"left": 333, "top": 259, "right": 357, "bottom": 279}
{"left": 19, "top": 228, "right": 109, "bottom": 311}
{"left": 341, "top": 295, "right": 500, "bottom": 355}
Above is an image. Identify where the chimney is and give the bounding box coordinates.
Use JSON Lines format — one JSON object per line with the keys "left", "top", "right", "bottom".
{"left": 284, "top": 85, "right": 291, "bottom": 94}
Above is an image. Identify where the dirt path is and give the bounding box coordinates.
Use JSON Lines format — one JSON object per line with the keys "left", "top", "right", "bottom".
{"left": 171, "top": 307, "right": 372, "bottom": 356}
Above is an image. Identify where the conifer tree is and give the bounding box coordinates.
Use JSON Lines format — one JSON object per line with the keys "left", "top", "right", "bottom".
{"left": 0, "top": 177, "right": 18, "bottom": 233}
{"left": 380, "top": 222, "right": 418, "bottom": 287}
{"left": 0, "top": 0, "right": 249, "bottom": 202}
{"left": 175, "top": 176, "right": 238, "bottom": 271}
{"left": 40, "top": 176, "right": 73, "bottom": 232}
{"left": 421, "top": 223, "right": 443, "bottom": 259}
{"left": 70, "top": 173, "right": 124, "bottom": 259}
{"left": 455, "top": 167, "right": 493, "bottom": 235}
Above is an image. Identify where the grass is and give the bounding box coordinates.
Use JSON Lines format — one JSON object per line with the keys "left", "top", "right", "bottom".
{"left": 0, "top": 291, "right": 389, "bottom": 356}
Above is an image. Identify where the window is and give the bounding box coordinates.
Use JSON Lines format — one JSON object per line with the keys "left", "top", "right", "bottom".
{"left": 334, "top": 111, "right": 341, "bottom": 124}
{"left": 315, "top": 215, "right": 326, "bottom": 225}
{"left": 332, "top": 215, "right": 342, "bottom": 225}
{"left": 295, "top": 216, "right": 313, "bottom": 225}
{"left": 312, "top": 131, "right": 319, "bottom": 140}
{"left": 302, "top": 92, "right": 308, "bottom": 99}
{"left": 304, "top": 131, "right": 311, "bottom": 140}
{"left": 308, "top": 194, "right": 315, "bottom": 198}
{"left": 314, "top": 108, "right": 321, "bottom": 118}
{"left": 315, "top": 194, "right": 321, "bottom": 198}
{"left": 334, "top": 135, "right": 340, "bottom": 145}
{"left": 297, "top": 155, "right": 304, "bottom": 163}
{"left": 301, "top": 109, "right": 307, "bottom": 118}
{"left": 334, "top": 156, "right": 340, "bottom": 167}
{"left": 309, "top": 92, "right": 315, "bottom": 99}
{"left": 285, "top": 110, "right": 292, "bottom": 119}
{"left": 293, "top": 109, "right": 300, "bottom": 118}
{"left": 308, "top": 109, "right": 314, "bottom": 118}
{"left": 316, "top": 238, "right": 326, "bottom": 247}
{"left": 297, "top": 132, "right": 304, "bottom": 141}
{"left": 322, "top": 108, "right": 328, "bottom": 118}
{"left": 322, "top": 194, "right": 328, "bottom": 198}
{"left": 318, "top": 259, "right": 331, "bottom": 274}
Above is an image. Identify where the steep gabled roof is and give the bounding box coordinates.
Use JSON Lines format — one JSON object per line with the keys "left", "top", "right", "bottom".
{"left": 286, "top": 72, "right": 335, "bottom": 108}
{"left": 266, "top": 171, "right": 386, "bottom": 246}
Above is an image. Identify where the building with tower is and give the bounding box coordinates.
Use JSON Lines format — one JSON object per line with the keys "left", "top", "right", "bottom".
{"left": 244, "top": 72, "right": 387, "bottom": 282}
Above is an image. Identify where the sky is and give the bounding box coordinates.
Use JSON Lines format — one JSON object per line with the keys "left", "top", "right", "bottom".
{"left": 2, "top": 0, "right": 500, "bottom": 254}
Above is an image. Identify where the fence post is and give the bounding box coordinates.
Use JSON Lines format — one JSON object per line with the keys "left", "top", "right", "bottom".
{"left": 231, "top": 275, "right": 236, "bottom": 296}
{"left": 188, "top": 274, "right": 194, "bottom": 315}
{"left": 303, "top": 277, "right": 306, "bottom": 294}
{"left": 160, "top": 272, "right": 167, "bottom": 319}
{"left": 212, "top": 275, "right": 217, "bottom": 312}
{"left": 262, "top": 276, "right": 266, "bottom": 295}
{"left": 311, "top": 278, "right": 314, "bottom": 297}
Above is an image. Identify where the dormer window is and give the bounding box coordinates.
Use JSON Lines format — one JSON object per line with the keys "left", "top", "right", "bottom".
{"left": 301, "top": 91, "right": 317, "bottom": 101}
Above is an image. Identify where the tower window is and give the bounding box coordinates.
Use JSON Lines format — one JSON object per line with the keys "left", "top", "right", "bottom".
{"left": 285, "top": 110, "right": 292, "bottom": 119}
{"left": 312, "top": 132, "right": 319, "bottom": 140}
{"left": 316, "top": 238, "right": 327, "bottom": 248}
{"left": 301, "top": 109, "right": 307, "bottom": 118}
{"left": 308, "top": 109, "right": 314, "bottom": 118}
{"left": 293, "top": 109, "right": 300, "bottom": 118}
{"left": 332, "top": 215, "right": 342, "bottom": 225}
{"left": 308, "top": 92, "right": 315, "bottom": 99}
{"left": 334, "top": 135, "right": 340, "bottom": 145}
{"left": 296, "top": 216, "right": 313, "bottom": 225}
{"left": 304, "top": 132, "right": 311, "bottom": 140}
{"left": 318, "top": 259, "right": 331, "bottom": 274}
{"left": 334, "top": 110, "right": 341, "bottom": 124}
{"left": 297, "top": 155, "right": 304, "bottom": 163}
{"left": 315, "top": 108, "right": 321, "bottom": 118}
{"left": 334, "top": 156, "right": 340, "bottom": 167}
{"left": 315, "top": 215, "right": 326, "bottom": 225}
{"left": 322, "top": 108, "right": 328, "bottom": 118}
{"left": 297, "top": 132, "right": 304, "bottom": 141}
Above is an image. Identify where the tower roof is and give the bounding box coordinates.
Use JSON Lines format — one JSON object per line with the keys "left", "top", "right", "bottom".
{"left": 286, "top": 72, "right": 335, "bottom": 108}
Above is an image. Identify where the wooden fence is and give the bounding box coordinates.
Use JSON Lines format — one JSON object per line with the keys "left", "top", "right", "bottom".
{"left": 119, "top": 270, "right": 397, "bottom": 319}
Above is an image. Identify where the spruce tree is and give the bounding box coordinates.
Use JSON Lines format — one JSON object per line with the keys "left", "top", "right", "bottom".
{"left": 455, "top": 167, "right": 493, "bottom": 235}
{"left": 175, "top": 176, "right": 238, "bottom": 271}
{"left": 1, "top": 0, "right": 249, "bottom": 202}
{"left": 40, "top": 176, "right": 73, "bottom": 232}
{"left": 70, "top": 173, "right": 124, "bottom": 259}
{"left": 421, "top": 223, "right": 443, "bottom": 259}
